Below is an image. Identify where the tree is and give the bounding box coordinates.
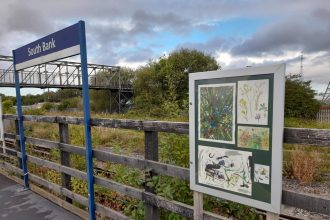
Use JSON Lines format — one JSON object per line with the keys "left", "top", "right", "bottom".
{"left": 285, "top": 74, "right": 321, "bottom": 118}
{"left": 2, "top": 100, "right": 15, "bottom": 114}
{"left": 133, "top": 48, "right": 219, "bottom": 117}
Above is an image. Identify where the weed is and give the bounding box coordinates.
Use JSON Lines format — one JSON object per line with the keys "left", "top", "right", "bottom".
{"left": 292, "top": 148, "right": 321, "bottom": 184}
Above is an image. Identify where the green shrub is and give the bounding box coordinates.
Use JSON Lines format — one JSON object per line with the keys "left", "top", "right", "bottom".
{"left": 2, "top": 99, "right": 15, "bottom": 114}
{"left": 285, "top": 74, "right": 321, "bottom": 118}
{"left": 42, "top": 102, "right": 56, "bottom": 111}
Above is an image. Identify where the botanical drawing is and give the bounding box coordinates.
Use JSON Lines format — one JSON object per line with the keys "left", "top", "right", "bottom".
{"left": 198, "top": 145, "right": 252, "bottom": 195}
{"left": 254, "top": 164, "right": 270, "bottom": 184}
{"left": 199, "top": 83, "right": 235, "bottom": 143}
{"left": 238, "top": 126, "right": 269, "bottom": 151}
{"left": 237, "top": 79, "right": 269, "bottom": 125}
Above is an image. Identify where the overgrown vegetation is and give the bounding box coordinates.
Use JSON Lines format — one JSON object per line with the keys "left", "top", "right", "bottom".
{"left": 1, "top": 48, "right": 327, "bottom": 219}
{"left": 132, "top": 49, "right": 219, "bottom": 117}
{"left": 285, "top": 74, "right": 321, "bottom": 118}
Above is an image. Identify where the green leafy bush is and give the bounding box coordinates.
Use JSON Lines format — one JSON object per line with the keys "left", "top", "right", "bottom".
{"left": 285, "top": 74, "right": 321, "bottom": 118}
{"left": 2, "top": 99, "right": 15, "bottom": 114}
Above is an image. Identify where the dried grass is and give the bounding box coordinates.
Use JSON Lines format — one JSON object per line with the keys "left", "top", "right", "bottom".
{"left": 292, "top": 148, "right": 321, "bottom": 184}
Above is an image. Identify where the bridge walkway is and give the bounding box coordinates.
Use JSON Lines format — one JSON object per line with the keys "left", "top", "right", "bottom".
{"left": 0, "top": 173, "right": 81, "bottom": 220}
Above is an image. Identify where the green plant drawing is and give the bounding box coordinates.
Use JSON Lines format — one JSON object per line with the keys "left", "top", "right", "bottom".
{"left": 238, "top": 126, "right": 269, "bottom": 151}
{"left": 199, "top": 84, "right": 235, "bottom": 143}
{"left": 237, "top": 80, "right": 269, "bottom": 125}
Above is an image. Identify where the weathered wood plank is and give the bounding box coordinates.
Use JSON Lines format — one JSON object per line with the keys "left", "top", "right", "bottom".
{"left": 4, "top": 133, "right": 15, "bottom": 139}
{"left": 0, "top": 159, "right": 22, "bottom": 174}
{"left": 59, "top": 123, "right": 72, "bottom": 203}
{"left": 93, "top": 149, "right": 143, "bottom": 169}
{"left": 283, "top": 127, "right": 330, "bottom": 147}
{"left": 144, "top": 130, "right": 159, "bottom": 219}
{"left": 29, "top": 173, "right": 130, "bottom": 220}
{"left": 94, "top": 176, "right": 143, "bottom": 200}
{"left": 3, "top": 114, "right": 189, "bottom": 134}
{"left": 203, "top": 211, "right": 231, "bottom": 220}
{"left": 21, "top": 153, "right": 143, "bottom": 200}
{"left": 8, "top": 135, "right": 189, "bottom": 180}
{"left": 2, "top": 114, "right": 17, "bottom": 120}
{"left": 282, "top": 189, "right": 330, "bottom": 215}
{"left": 145, "top": 160, "right": 189, "bottom": 181}
{"left": 30, "top": 182, "right": 89, "bottom": 220}
{"left": 0, "top": 147, "right": 18, "bottom": 158}
{"left": 143, "top": 191, "right": 193, "bottom": 218}
{"left": 4, "top": 114, "right": 330, "bottom": 146}
{"left": 15, "top": 120, "right": 22, "bottom": 169}
{"left": 266, "top": 212, "right": 279, "bottom": 220}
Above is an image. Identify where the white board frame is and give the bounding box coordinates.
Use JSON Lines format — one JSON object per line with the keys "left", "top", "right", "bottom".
{"left": 189, "top": 64, "right": 285, "bottom": 213}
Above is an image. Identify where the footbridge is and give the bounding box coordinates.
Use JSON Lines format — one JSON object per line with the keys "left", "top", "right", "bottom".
{"left": 0, "top": 55, "right": 131, "bottom": 90}
{"left": 0, "top": 55, "right": 134, "bottom": 112}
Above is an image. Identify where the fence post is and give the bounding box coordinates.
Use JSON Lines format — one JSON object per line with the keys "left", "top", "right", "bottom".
{"left": 59, "top": 122, "right": 72, "bottom": 203}
{"left": 144, "top": 130, "right": 159, "bottom": 220}
{"left": 266, "top": 212, "right": 279, "bottom": 220}
{"left": 15, "top": 120, "right": 22, "bottom": 169}
{"left": 194, "top": 191, "right": 203, "bottom": 220}
{"left": 0, "top": 96, "right": 5, "bottom": 155}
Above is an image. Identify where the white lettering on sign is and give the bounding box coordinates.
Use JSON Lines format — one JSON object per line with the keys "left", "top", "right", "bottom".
{"left": 28, "top": 44, "right": 42, "bottom": 56}
{"left": 27, "top": 38, "right": 56, "bottom": 57}
{"left": 42, "top": 38, "right": 56, "bottom": 51}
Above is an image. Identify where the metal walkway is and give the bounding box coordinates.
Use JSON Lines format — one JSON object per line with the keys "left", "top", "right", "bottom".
{"left": 0, "top": 173, "right": 81, "bottom": 220}
{"left": 0, "top": 55, "right": 134, "bottom": 112}
{"left": 0, "top": 55, "right": 132, "bottom": 91}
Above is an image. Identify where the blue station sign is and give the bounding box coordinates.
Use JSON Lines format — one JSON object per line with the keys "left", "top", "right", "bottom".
{"left": 13, "top": 23, "right": 80, "bottom": 70}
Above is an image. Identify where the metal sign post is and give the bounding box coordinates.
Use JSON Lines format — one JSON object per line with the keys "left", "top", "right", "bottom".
{"left": 13, "top": 57, "right": 29, "bottom": 189}
{"left": 78, "top": 20, "right": 96, "bottom": 219}
{"left": 12, "top": 20, "right": 95, "bottom": 220}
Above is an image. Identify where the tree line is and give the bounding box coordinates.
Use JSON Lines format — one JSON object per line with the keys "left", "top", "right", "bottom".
{"left": 1, "top": 48, "right": 321, "bottom": 118}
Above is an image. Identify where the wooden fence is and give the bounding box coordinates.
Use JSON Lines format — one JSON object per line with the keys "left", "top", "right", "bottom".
{"left": 0, "top": 114, "right": 329, "bottom": 220}
{"left": 317, "top": 109, "right": 330, "bottom": 122}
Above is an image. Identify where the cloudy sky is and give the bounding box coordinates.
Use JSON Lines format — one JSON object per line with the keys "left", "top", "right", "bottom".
{"left": 0, "top": 0, "right": 329, "bottom": 96}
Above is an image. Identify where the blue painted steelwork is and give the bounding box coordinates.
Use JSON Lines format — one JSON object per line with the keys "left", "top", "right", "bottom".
{"left": 12, "top": 51, "right": 29, "bottom": 189}
{"left": 12, "top": 20, "right": 96, "bottom": 219}
{"left": 78, "top": 20, "right": 96, "bottom": 220}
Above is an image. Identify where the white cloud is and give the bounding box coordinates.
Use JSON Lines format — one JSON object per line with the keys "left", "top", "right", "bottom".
{"left": 116, "top": 58, "right": 147, "bottom": 70}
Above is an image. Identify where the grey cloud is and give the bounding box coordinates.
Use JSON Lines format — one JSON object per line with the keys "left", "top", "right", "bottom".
{"left": 130, "top": 10, "right": 191, "bottom": 34}
{"left": 5, "top": 2, "right": 53, "bottom": 34}
{"left": 312, "top": 8, "right": 330, "bottom": 21}
{"left": 231, "top": 10, "right": 330, "bottom": 56}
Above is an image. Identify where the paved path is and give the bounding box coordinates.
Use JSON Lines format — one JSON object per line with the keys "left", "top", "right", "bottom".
{"left": 0, "top": 173, "right": 82, "bottom": 220}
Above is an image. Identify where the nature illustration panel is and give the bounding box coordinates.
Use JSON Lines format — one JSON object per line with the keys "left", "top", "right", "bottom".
{"left": 254, "top": 164, "right": 270, "bottom": 184}
{"left": 237, "top": 79, "right": 269, "bottom": 125}
{"left": 199, "top": 83, "right": 235, "bottom": 143}
{"left": 198, "top": 145, "right": 252, "bottom": 195}
{"left": 238, "top": 126, "right": 269, "bottom": 151}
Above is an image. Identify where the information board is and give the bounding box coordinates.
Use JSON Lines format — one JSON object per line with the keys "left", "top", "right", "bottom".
{"left": 189, "top": 64, "right": 285, "bottom": 213}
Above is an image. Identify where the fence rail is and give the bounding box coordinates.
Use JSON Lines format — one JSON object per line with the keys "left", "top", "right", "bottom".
{"left": 0, "top": 114, "right": 329, "bottom": 220}
{"left": 317, "top": 109, "right": 330, "bottom": 122}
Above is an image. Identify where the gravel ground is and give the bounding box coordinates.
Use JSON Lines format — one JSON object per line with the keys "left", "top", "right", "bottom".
{"left": 282, "top": 179, "right": 330, "bottom": 220}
